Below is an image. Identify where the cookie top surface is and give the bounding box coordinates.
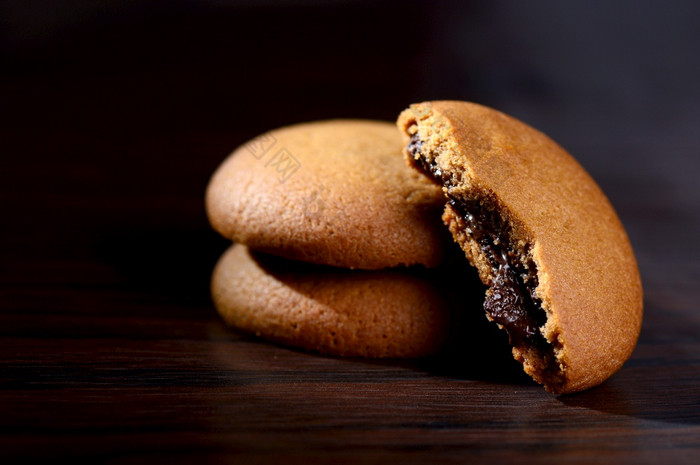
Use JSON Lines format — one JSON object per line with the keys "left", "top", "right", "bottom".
{"left": 205, "top": 120, "right": 447, "bottom": 269}
{"left": 211, "top": 244, "right": 452, "bottom": 358}
{"left": 398, "top": 101, "right": 643, "bottom": 393}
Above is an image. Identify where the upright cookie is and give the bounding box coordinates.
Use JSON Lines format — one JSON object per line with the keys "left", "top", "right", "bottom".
{"left": 206, "top": 120, "right": 447, "bottom": 269}
{"left": 211, "top": 244, "right": 452, "bottom": 358}
{"left": 397, "top": 101, "right": 643, "bottom": 394}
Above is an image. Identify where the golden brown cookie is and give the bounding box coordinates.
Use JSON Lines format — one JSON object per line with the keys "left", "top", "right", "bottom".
{"left": 211, "top": 243, "right": 452, "bottom": 358}
{"left": 397, "top": 100, "right": 643, "bottom": 394}
{"left": 205, "top": 120, "right": 447, "bottom": 269}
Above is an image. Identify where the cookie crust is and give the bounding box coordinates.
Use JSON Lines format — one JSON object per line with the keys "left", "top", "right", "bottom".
{"left": 206, "top": 120, "right": 447, "bottom": 269}
{"left": 398, "top": 101, "right": 643, "bottom": 393}
{"left": 211, "top": 244, "right": 452, "bottom": 358}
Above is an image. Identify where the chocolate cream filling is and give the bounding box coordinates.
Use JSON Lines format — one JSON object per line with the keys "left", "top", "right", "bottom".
{"left": 407, "top": 133, "right": 548, "bottom": 348}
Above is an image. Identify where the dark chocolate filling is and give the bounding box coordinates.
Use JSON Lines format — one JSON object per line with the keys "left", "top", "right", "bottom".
{"left": 448, "top": 199, "right": 546, "bottom": 347}
{"left": 407, "top": 133, "right": 446, "bottom": 182}
{"left": 407, "top": 133, "right": 547, "bottom": 347}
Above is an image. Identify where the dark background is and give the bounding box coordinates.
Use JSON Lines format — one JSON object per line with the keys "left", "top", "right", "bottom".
{"left": 1, "top": 0, "right": 699, "bottom": 462}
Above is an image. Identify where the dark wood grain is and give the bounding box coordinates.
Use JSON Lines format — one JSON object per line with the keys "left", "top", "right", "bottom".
{"left": 1, "top": 1, "right": 699, "bottom": 463}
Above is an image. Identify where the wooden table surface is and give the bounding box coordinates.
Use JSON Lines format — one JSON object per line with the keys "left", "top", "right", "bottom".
{"left": 1, "top": 2, "right": 699, "bottom": 463}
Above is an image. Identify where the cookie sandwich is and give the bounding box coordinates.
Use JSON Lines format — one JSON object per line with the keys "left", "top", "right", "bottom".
{"left": 397, "top": 100, "right": 643, "bottom": 394}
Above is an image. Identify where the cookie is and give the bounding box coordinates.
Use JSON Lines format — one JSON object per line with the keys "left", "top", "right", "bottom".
{"left": 211, "top": 243, "right": 452, "bottom": 358}
{"left": 205, "top": 120, "right": 447, "bottom": 269}
{"left": 397, "top": 101, "right": 643, "bottom": 394}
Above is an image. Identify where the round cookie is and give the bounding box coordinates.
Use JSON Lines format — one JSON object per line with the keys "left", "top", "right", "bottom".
{"left": 397, "top": 101, "right": 643, "bottom": 394}
{"left": 211, "top": 243, "right": 452, "bottom": 358}
{"left": 206, "top": 120, "right": 447, "bottom": 269}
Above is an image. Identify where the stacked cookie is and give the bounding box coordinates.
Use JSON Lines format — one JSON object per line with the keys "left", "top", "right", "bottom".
{"left": 206, "top": 103, "right": 643, "bottom": 394}
{"left": 206, "top": 120, "right": 454, "bottom": 358}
